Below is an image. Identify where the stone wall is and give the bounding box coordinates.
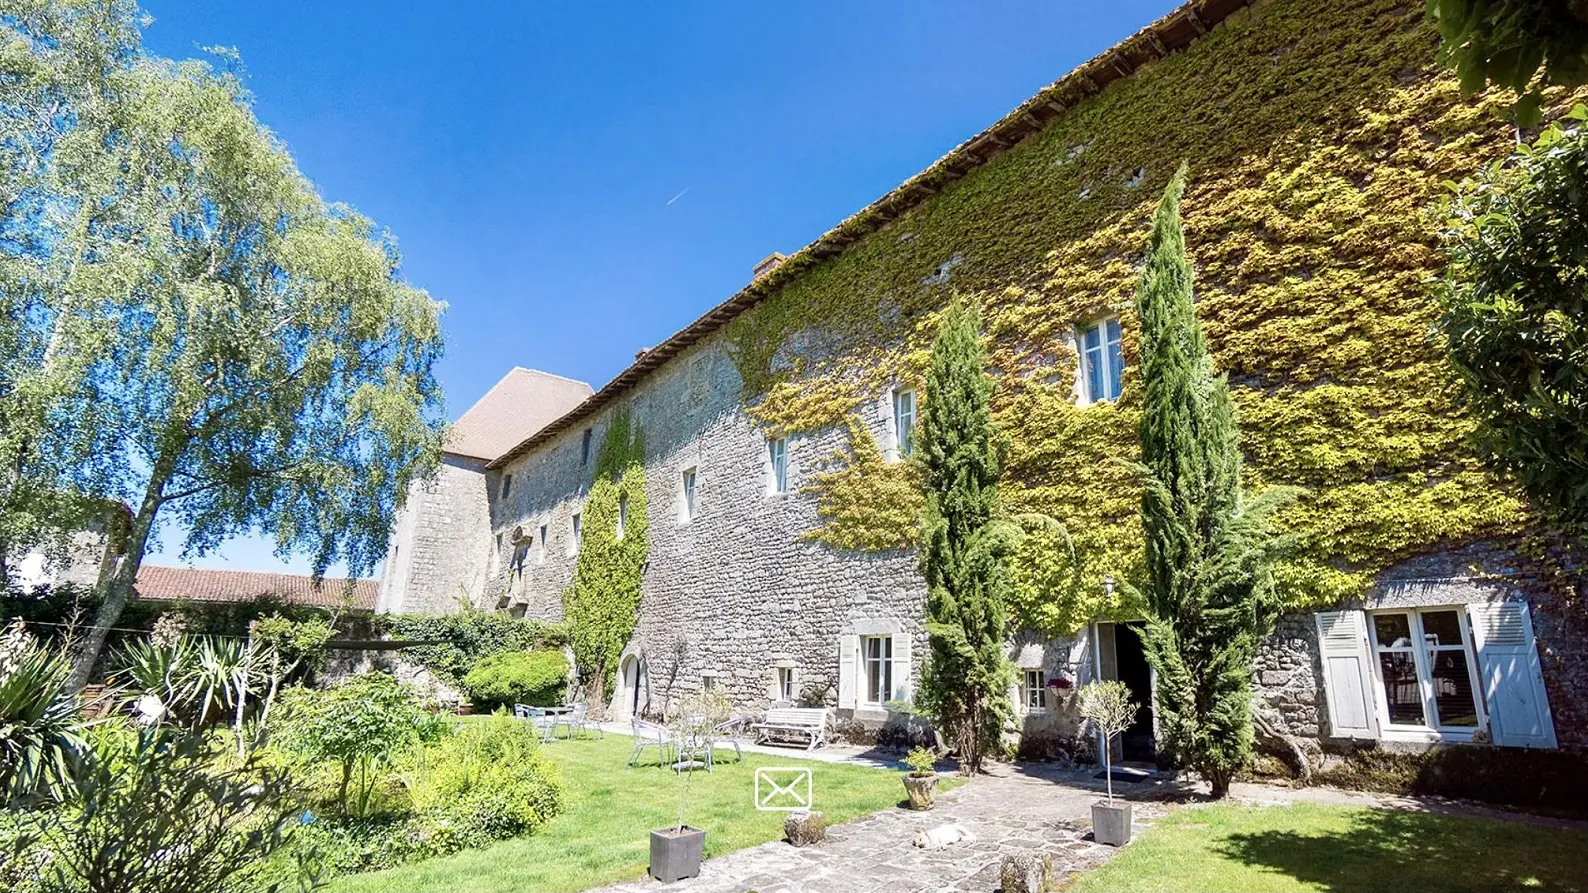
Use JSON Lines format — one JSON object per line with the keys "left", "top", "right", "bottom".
{"left": 377, "top": 453, "right": 492, "bottom": 615}
{"left": 1253, "top": 545, "right": 1587, "bottom": 750}
{"left": 491, "top": 336, "right": 929, "bottom": 723}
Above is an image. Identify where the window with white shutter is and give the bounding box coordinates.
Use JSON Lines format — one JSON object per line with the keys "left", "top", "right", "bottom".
{"left": 1469, "top": 601, "right": 1557, "bottom": 749}
{"left": 837, "top": 634, "right": 859, "bottom": 709}
{"left": 889, "top": 632, "right": 912, "bottom": 703}
{"left": 1315, "top": 611, "right": 1380, "bottom": 739}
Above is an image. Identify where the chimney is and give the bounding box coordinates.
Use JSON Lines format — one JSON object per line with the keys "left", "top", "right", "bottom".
{"left": 752, "top": 252, "right": 787, "bottom": 280}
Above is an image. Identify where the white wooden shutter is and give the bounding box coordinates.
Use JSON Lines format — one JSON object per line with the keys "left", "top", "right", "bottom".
{"left": 1469, "top": 601, "right": 1557, "bottom": 749}
{"left": 1315, "top": 611, "right": 1380, "bottom": 739}
{"left": 890, "top": 632, "right": 912, "bottom": 703}
{"left": 837, "top": 634, "right": 859, "bottom": 709}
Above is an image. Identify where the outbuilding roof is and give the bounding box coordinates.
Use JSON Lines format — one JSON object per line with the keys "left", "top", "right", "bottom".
{"left": 487, "top": 0, "right": 1253, "bottom": 471}
{"left": 134, "top": 565, "right": 378, "bottom": 611}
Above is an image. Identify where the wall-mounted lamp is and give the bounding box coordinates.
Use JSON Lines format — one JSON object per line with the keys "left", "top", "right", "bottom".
{"left": 1103, "top": 574, "right": 1116, "bottom": 597}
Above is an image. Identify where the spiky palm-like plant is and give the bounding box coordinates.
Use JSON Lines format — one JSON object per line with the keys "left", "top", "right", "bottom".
{"left": 0, "top": 620, "right": 87, "bottom": 805}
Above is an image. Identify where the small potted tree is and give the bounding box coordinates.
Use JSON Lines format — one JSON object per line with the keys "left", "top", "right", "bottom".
{"left": 649, "top": 690, "right": 729, "bottom": 882}
{"left": 1077, "top": 680, "right": 1138, "bottom": 846}
{"left": 901, "top": 746, "right": 939, "bottom": 810}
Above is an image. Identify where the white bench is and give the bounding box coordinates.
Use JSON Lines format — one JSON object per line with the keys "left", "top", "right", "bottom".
{"left": 751, "top": 707, "right": 830, "bottom": 751}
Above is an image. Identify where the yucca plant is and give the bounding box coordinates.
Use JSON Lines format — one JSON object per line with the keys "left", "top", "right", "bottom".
{"left": 0, "top": 620, "right": 88, "bottom": 805}
{"left": 116, "top": 636, "right": 196, "bottom": 723}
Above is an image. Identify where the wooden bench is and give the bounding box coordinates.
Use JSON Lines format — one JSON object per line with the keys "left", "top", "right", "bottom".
{"left": 751, "top": 707, "right": 830, "bottom": 751}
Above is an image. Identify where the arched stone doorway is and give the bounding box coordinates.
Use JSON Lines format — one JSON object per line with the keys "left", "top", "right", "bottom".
{"left": 618, "top": 654, "right": 647, "bottom": 720}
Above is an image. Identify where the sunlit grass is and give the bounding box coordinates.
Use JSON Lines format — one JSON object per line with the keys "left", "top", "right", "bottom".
{"left": 1069, "top": 801, "right": 1588, "bottom": 893}
{"left": 327, "top": 732, "right": 916, "bottom": 893}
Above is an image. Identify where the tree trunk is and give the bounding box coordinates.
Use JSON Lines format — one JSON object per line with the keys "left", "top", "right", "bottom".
{"left": 65, "top": 452, "right": 174, "bottom": 693}
{"left": 1208, "top": 770, "right": 1232, "bottom": 799}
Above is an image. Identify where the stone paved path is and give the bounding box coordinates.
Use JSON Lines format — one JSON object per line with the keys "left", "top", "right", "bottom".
{"left": 596, "top": 762, "right": 1164, "bottom": 893}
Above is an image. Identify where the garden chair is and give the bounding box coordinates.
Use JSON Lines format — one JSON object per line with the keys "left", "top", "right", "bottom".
{"left": 516, "top": 704, "right": 557, "bottom": 743}
{"left": 628, "top": 719, "right": 671, "bottom": 767}
{"left": 707, "top": 715, "right": 746, "bottom": 763}
{"left": 556, "top": 703, "right": 604, "bottom": 740}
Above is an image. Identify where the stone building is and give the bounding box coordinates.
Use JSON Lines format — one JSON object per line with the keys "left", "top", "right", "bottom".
{"left": 377, "top": 367, "right": 591, "bottom": 615}
{"left": 386, "top": 0, "right": 1584, "bottom": 763}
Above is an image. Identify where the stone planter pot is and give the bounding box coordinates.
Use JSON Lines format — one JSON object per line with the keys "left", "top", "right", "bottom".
{"left": 649, "top": 826, "right": 706, "bottom": 882}
{"left": 902, "top": 773, "right": 939, "bottom": 810}
{"left": 1092, "top": 801, "right": 1132, "bottom": 847}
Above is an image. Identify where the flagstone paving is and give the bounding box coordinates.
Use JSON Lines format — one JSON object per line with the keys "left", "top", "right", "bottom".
{"left": 595, "top": 761, "right": 1165, "bottom": 893}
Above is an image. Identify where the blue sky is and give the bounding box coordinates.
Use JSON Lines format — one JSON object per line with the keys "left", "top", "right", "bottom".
{"left": 139, "top": 0, "right": 1180, "bottom": 577}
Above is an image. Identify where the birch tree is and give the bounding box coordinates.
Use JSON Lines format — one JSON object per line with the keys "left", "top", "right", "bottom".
{"left": 0, "top": 1, "right": 446, "bottom": 690}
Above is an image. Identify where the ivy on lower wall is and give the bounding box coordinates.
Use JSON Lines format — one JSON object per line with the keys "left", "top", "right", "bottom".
{"left": 723, "top": 0, "right": 1582, "bottom": 635}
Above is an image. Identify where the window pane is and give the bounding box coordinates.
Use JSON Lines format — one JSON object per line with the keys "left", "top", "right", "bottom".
{"left": 1429, "top": 650, "right": 1479, "bottom": 727}
{"left": 1373, "top": 613, "right": 1413, "bottom": 648}
{"left": 1377, "top": 651, "right": 1425, "bottom": 725}
{"left": 1106, "top": 331, "right": 1124, "bottom": 400}
{"left": 1085, "top": 347, "right": 1105, "bottom": 403}
{"left": 1420, "top": 610, "right": 1462, "bottom": 648}
{"left": 1083, "top": 325, "right": 1101, "bottom": 351}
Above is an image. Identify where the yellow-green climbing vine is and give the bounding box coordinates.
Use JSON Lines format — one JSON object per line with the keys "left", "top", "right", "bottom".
{"left": 725, "top": 0, "right": 1583, "bottom": 635}
{"left": 564, "top": 410, "right": 647, "bottom": 704}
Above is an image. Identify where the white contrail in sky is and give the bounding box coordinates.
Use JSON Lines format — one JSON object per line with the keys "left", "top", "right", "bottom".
{"left": 666, "top": 188, "right": 689, "bottom": 206}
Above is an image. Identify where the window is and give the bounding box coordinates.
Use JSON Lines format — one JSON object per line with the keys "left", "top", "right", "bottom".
{"left": 681, "top": 468, "right": 698, "bottom": 522}
{"left": 511, "top": 540, "right": 529, "bottom": 578}
{"left": 1022, "top": 669, "right": 1047, "bottom": 713}
{"left": 571, "top": 512, "right": 582, "bottom": 554}
{"left": 1369, "top": 608, "right": 1482, "bottom": 732}
{"left": 617, "top": 495, "right": 628, "bottom": 540}
{"left": 862, "top": 635, "right": 893, "bottom": 705}
{"left": 892, "top": 389, "right": 916, "bottom": 458}
{"left": 701, "top": 674, "right": 716, "bottom": 692}
{"left": 537, "top": 523, "right": 548, "bottom": 564}
{"left": 777, "top": 666, "right": 796, "bottom": 702}
{"left": 1079, "top": 318, "right": 1124, "bottom": 404}
{"left": 768, "top": 437, "right": 788, "bottom": 494}
{"left": 581, "top": 428, "right": 593, "bottom": 466}
{"left": 500, "top": 473, "right": 513, "bottom": 498}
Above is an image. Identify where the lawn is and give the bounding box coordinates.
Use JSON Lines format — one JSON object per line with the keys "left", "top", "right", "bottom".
{"left": 327, "top": 732, "right": 911, "bottom": 893}
{"left": 1069, "top": 801, "right": 1588, "bottom": 893}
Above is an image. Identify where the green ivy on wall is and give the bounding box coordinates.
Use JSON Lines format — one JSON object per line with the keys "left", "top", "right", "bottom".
{"left": 563, "top": 410, "right": 647, "bottom": 705}
{"left": 724, "top": 0, "right": 1579, "bottom": 635}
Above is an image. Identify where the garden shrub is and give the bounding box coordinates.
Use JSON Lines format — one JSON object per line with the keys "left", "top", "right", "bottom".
{"left": 461, "top": 650, "right": 568, "bottom": 709}
{"left": 272, "top": 672, "right": 427, "bottom": 816}
{"left": 387, "top": 608, "right": 567, "bottom": 687}
{"left": 300, "top": 714, "right": 565, "bottom": 876}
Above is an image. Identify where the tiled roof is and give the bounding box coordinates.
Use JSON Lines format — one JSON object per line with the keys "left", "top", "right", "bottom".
{"left": 487, "top": 0, "right": 1251, "bottom": 470}
{"left": 134, "top": 565, "right": 378, "bottom": 611}
{"left": 447, "top": 367, "right": 593, "bottom": 461}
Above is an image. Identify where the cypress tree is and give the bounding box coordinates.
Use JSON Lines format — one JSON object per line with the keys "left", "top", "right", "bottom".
{"left": 1134, "top": 166, "right": 1290, "bottom": 798}
{"left": 916, "top": 301, "right": 1013, "bottom": 774}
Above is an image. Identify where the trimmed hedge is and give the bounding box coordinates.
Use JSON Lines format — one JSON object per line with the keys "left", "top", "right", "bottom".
{"left": 462, "top": 650, "right": 568, "bottom": 709}
{"left": 386, "top": 610, "right": 567, "bottom": 687}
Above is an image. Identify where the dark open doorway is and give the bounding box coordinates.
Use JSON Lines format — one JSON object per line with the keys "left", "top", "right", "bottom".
{"left": 1113, "top": 622, "right": 1156, "bottom": 763}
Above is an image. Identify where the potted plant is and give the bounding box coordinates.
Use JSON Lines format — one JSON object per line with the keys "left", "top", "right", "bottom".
{"left": 648, "top": 690, "right": 729, "bottom": 882}
{"left": 901, "top": 746, "right": 939, "bottom": 810}
{"left": 1077, "top": 679, "right": 1138, "bottom": 846}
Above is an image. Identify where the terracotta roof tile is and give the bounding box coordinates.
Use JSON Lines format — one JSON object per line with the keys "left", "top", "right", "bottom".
{"left": 447, "top": 367, "right": 593, "bottom": 461}
{"left": 134, "top": 565, "right": 377, "bottom": 611}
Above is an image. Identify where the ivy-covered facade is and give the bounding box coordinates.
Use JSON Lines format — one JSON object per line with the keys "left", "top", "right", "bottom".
{"left": 410, "top": 0, "right": 1586, "bottom": 762}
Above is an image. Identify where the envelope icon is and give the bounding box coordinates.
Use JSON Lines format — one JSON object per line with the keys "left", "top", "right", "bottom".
{"left": 754, "top": 767, "right": 813, "bottom": 811}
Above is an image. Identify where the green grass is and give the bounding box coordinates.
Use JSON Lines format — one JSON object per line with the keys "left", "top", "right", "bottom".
{"left": 326, "top": 733, "right": 916, "bottom": 893}
{"left": 1069, "top": 802, "right": 1588, "bottom": 893}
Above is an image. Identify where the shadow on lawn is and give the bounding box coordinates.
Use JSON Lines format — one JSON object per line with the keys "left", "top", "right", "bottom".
{"left": 1214, "top": 807, "right": 1588, "bottom": 893}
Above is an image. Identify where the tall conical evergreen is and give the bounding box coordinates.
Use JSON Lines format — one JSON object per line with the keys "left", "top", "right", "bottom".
{"left": 1134, "top": 166, "right": 1289, "bottom": 798}
{"left": 916, "top": 301, "right": 1013, "bottom": 775}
